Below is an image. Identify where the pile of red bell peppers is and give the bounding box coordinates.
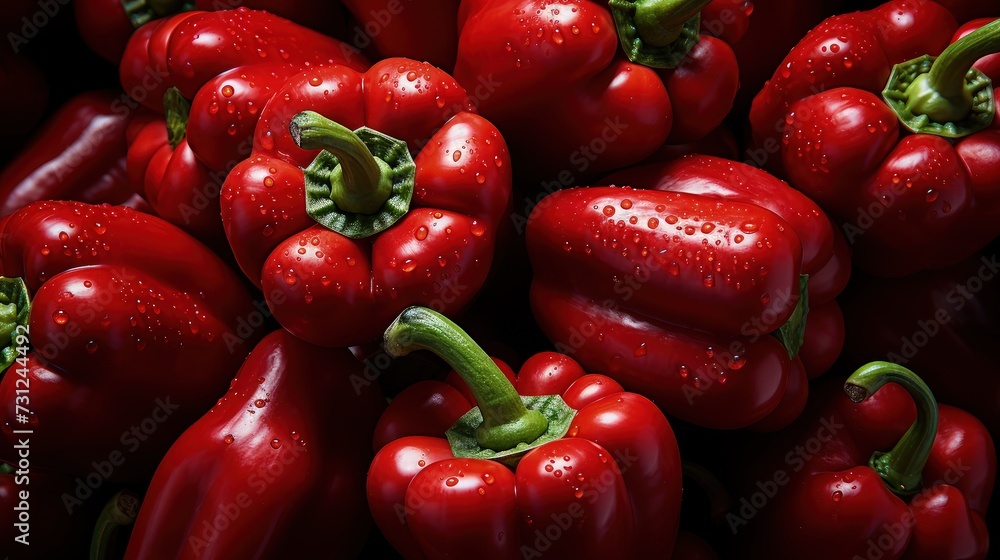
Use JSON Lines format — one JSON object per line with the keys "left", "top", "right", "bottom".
{"left": 0, "top": 1, "right": 997, "bottom": 558}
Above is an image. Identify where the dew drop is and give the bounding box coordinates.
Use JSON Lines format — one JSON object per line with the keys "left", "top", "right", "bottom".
{"left": 415, "top": 226, "right": 429, "bottom": 240}
{"left": 832, "top": 490, "right": 843, "bottom": 502}
{"left": 53, "top": 310, "right": 69, "bottom": 325}
{"left": 223, "top": 434, "right": 235, "bottom": 444}
{"left": 221, "top": 84, "right": 235, "bottom": 97}
{"left": 445, "top": 477, "right": 459, "bottom": 487}
{"left": 271, "top": 438, "right": 281, "bottom": 449}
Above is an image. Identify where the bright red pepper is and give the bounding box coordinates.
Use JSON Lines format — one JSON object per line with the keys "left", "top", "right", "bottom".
{"left": 749, "top": 2, "right": 1000, "bottom": 277}
{"left": 220, "top": 57, "right": 511, "bottom": 348}
{"left": 737, "top": 363, "right": 995, "bottom": 559}
{"left": 122, "top": 329, "right": 385, "bottom": 560}
{"left": 76, "top": 0, "right": 349, "bottom": 64}
{"left": 526, "top": 185, "right": 807, "bottom": 429}
{"left": 0, "top": 201, "right": 262, "bottom": 483}
{"left": 119, "top": 8, "right": 367, "bottom": 113}
{"left": 453, "top": 0, "right": 740, "bottom": 185}
{"left": 0, "top": 90, "right": 143, "bottom": 218}
{"left": 367, "top": 306, "right": 682, "bottom": 559}
{"left": 842, "top": 248, "right": 1000, "bottom": 439}
{"left": 119, "top": 9, "right": 368, "bottom": 245}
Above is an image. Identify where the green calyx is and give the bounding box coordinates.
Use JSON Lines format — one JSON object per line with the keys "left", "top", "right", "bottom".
{"left": 163, "top": 88, "right": 190, "bottom": 150}
{"left": 90, "top": 490, "right": 141, "bottom": 560}
{"left": 608, "top": 0, "right": 711, "bottom": 68}
{"left": 844, "top": 362, "right": 939, "bottom": 496}
{"left": 773, "top": 274, "right": 809, "bottom": 360}
{"left": 121, "top": 0, "right": 194, "bottom": 29}
{"left": 0, "top": 277, "right": 31, "bottom": 375}
{"left": 384, "top": 307, "right": 576, "bottom": 467}
{"left": 882, "top": 18, "right": 1000, "bottom": 138}
{"left": 291, "top": 111, "right": 415, "bottom": 239}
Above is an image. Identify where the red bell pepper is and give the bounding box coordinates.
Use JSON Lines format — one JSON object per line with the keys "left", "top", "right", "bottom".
{"left": 119, "top": 9, "right": 369, "bottom": 245}
{"left": 220, "top": 57, "right": 511, "bottom": 348}
{"left": 118, "top": 8, "right": 367, "bottom": 114}
{"left": 526, "top": 185, "right": 808, "bottom": 429}
{"left": 76, "top": 0, "right": 350, "bottom": 64}
{"left": 0, "top": 201, "right": 262, "bottom": 483}
{"left": 367, "top": 306, "right": 682, "bottom": 559}
{"left": 341, "top": 0, "right": 460, "bottom": 71}
{"left": 749, "top": 3, "right": 1000, "bottom": 277}
{"left": 121, "top": 329, "right": 385, "bottom": 560}
{"left": 842, "top": 248, "right": 1000, "bottom": 438}
{"left": 0, "top": 90, "right": 143, "bottom": 218}
{"left": 453, "top": 0, "right": 740, "bottom": 185}
{"left": 738, "top": 363, "right": 995, "bottom": 559}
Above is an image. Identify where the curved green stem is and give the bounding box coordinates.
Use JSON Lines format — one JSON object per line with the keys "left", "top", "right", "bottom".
{"left": 844, "top": 362, "right": 938, "bottom": 496}
{"left": 385, "top": 307, "right": 548, "bottom": 451}
{"left": 290, "top": 111, "right": 393, "bottom": 215}
{"left": 883, "top": 18, "right": 999, "bottom": 137}
{"left": 0, "top": 277, "right": 31, "bottom": 375}
{"left": 90, "top": 490, "right": 141, "bottom": 560}
{"left": 912, "top": 18, "right": 1000, "bottom": 121}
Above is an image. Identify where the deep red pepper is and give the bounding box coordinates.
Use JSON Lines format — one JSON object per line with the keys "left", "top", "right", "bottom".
{"left": 367, "top": 306, "right": 682, "bottom": 559}
{"left": 749, "top": 2, "right": 1000, "bottom": 277}
{"left": 0, "top": 90, "right": 142, "bottom": 218}
{"left": 121, "top": 329, "right": 385, "bottom": 560}
{"left": 0, "top": 201, "right": 262, "bottom": 483}
{"left": 220, "top": 57, "right": 511, "bottom": 348}
{"left": 0, "top": 463, "right": 119, "bottom": 559}
{"left": 453, "top": 0, "right": 740, "bottom": 184}
{"left": 526, "top": 185, "right": 807, "bottom": 429}
{"left": 737, "top": 363, "right": 995, "bottom": 559}
{"left": 341, "top": 0, "right": 460, "bottom": 71}
{"left": 842, "top": 248, "right": 1000, "bottom": 438}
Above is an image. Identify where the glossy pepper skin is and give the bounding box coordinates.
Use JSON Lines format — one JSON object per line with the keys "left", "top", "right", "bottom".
{"left": 842, "top": 248, "right": 1000, "bottom": 438}
{"left": 749, "top": 2, "right": 1000, "bottom": 276}
{"left": 453, "top": 0, "right": 740, "bottom": 184}
{"left": 368, "top": 307, "right": 682, "bottom": 560}
{"left": 0, "top": 90, "right": 142, "bottom": 218}
{"left": 0, "top": 201, "right": 262, "bottom": 483}
{"left": 739, "top": 363, "right": 995, "bottom": 559}
{"left": 119, "top": 8, "right": 367, "bottom": 114}
{"left": 526, "top": 185, "right": 805, "bottom": 429}
{"left": 220, "top": 57, "right": 511, "bottom": 348}
{"left": 119, "top": 10, "right": 368, "bottom": 243}
{"left": 602, "top": 156, "right": 848, "bottom": 379}
{"left": 123, "top": 329, "right": 385, "bottom": 560}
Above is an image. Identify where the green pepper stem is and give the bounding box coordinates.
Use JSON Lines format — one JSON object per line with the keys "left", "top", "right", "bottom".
{"left": 844, "top": 362, "right": 938, "bottom": 496}
{"left": 632, "top": 0, "right": 711, "bottom": 46}
{"left": 0, "top": 277, "right": 31, "bottom": 375}
{"left": 384, "top": 306, "right": 549, "bottom": 451}
{"left": 90, "top": 490, "right": 141, "bottom": 560}
{"left": 907, "top": 18, "right": 1000, "bottom": 122}
{"left": 290, "top": 111, "right": 393, "bottom": 215}
{"left": 163, "top": 88, "right": 189, "bottom": 150}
